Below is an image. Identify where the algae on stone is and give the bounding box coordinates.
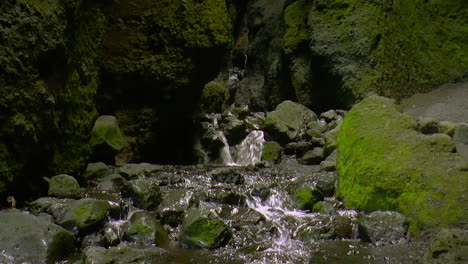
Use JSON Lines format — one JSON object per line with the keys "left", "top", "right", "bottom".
{"left": 337, "top": 96, "right": 468, "bottom": 233}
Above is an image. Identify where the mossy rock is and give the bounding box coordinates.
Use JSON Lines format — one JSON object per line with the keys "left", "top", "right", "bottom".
{"left": 294, "top": 187, "right": 324, "bottom": 211}
{"left": 180, "top": 217, "right": 231, "bottom": 249}
{"left": 200, "top": 79, "right": 230, "bottom": 113}
{"left": 48, "top": 174, "right": 81, "bottom": 199}
{"left": 265, "top": 100, "right": 317, "bottom": 143}
{"left": 121, "top": 178, "right": 162, "bottom": 211}
{"left": 261, "top": 141, "right": 283, "bottom": 163}
{"left": 337, "top": 95, "right": 468, "bottom": 234}
{"left": 90, "top": 115, "right": 125, "bottom": 164}
{"left": 307, "top": 0, "right": 468, "bottom": 100}
{"left": 123, "top": 211, "right": 169, "bottom": 247}
{"left": 58, "top": 199, "right": 110, "bottom": 233}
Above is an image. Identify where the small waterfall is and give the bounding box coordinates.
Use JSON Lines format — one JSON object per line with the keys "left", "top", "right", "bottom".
{"left": 218, "top": 131, "right": 236, "bottom": 166}
{"left": 233, "top": 130, "right": 265, "bottom": 166}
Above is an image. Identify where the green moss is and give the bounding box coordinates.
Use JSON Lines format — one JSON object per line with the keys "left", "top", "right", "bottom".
{"left": 261, "top": 141, "right": 283, "bottom": 163}
{"left": 337, "top": 96, "right": 468, "bottom": 234}
{"left": 127, "top": 223, "right": 153, "bottom": 237}
{"left": 283, "top": 0, "right": 312, "bottom": 54}
{"left": 307, "top": 0, "right": 468, "bottom": 100}
{"left": 199, "top": 79, "right": 230, "bottom": 113}
{"left": 294, "top": 187, "right": 324, "bottom": 211}
{"left": 180, "top": 217, "right": 231, "bottom": 249}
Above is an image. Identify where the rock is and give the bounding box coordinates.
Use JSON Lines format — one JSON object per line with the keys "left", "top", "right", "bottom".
{"left": 293, "top": 187, "right": 324, "bottom": 211}
{"left": 320, "top": 160, "right": 336, "bottom": 171}
{"left": 221, "top": 112, "right": 247, "bottom": 143}
{"left": 299, "top": 147, "right": 325, "bottom": 165}
{"left": 102, "top": 222, "right": 121, "bottom": 247}
{"left": 265, "top": 100, "right": 317, "bottom": 143}
{"left": 439, "top": 121, "right": 459, "bottom": 137}
{"left": 158, "top": 189, "right": 192, "bottom": 227}
{"left": 121, "top": 178, "right": 162, "bottom": 210}
{"left": 96, "top": 174, "right": 125, "bottom": 193}
{"left": 83, "top": 162, "right": 113, "bottom": 182}
{"left": 90, "top": 115, "right": 125, "bottom": 164}
{"left": 0, "top": 210, "right": 75, "bottom": 264}
{"left": 311, "top": 137, "right": 326, "bottom": 147}
{"left": 48, "top": 174, "right": 81, "bottom": 199}
{"left": 123, "top": 211, "right": 169, "bottom": 247}
{"left": 316, "top": 173, "right": 337, "bottom": 197}
{"left": 58, "top": 198, "right": 111, "bottom": 234}
{"left": 81, "top": 233, "right": 105, "bottom": 249}
{"left": 419, "top": 119, "right": 440, "bottom": 134}
{"left": 453, "top": 124, "right": 468, "bottom": 158}
{"left": 358, "top": 211, "right": 407, "bottom": 243}
{"left": 320, "top": 110, "right": 338, "bottom": 122}
{"left": 251, "top": 185, "right": 271, "bottom": 201}
{"left": 323, "top": 126, "right": 340, "bottom": 156}
{"left": 180, "top": 205, "right": 232, "bottom": 249}
{"left": 29, "top": 197, "right": 75, "bottom": 220}
{"left": 200, "top": 78, "right": 230, "bottom": 113}
{"left": 218, "top": 205, "right": 265, "bottom": 228}
{"left": 234, "top": 73, "right": 267, "bottom": 111}
{"left": 211, "top": 168, "right": 244, "bottom": 184}
{"left": 284, "top": 141, "right": 313, "bottom": 156}
{"left": 118, "top": 163, "right": 161, "bottom": 179}
{"left": 297, "top": 214, "right": 353, "bottom": 241}
{"left": 423, "top": 133, "right": 456, "bottom": 153}
{"left": 261, "top": 141, "right": 283, "bottom": 163}
{"left": 337, "top": 96, "right": 468, "bottom": 233}
{"left": 423, "top": 229, "right": 468, "bottom": 264}
{"left": 82, "top": 245, "right": 172, "bottom": 264}
{"left": 244, "top": 112, "right": 266, "bottom": 130}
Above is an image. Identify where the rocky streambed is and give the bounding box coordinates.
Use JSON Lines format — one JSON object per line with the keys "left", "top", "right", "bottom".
{"left": 1, "top": 98, "right": 467, "bottom": 264}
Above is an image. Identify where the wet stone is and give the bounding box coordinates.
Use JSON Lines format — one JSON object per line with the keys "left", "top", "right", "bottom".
{"left": 58, "top": 198, "right": 111, "bottom": 234}
{"left": 118, "top": 163, "right": 162, "bottom": 179}
{"left": 293, "top": 186, "right": 324, "bottom": 211}
{"left": 299, "top": 147, "right": 325, "bottom": 165}
{"left": 123, "top": 211, "right": 169, "bottom": 247}
{"left": 83, "top": 162, "right": 113, "bottom": 182}
{"left": 121, "top": 177, "right": 162, "bottom": 210}
{"left": 358, "top": 211, "right": 408, "bottom": 243}
{"left": 0, "top": 210, "right": 76, "bottom": 264}
{"left": 211, "top": 168, "right": 245, "bottom": 184}
{"left": 284, "top": 141, "right": 313, "bottom": 156}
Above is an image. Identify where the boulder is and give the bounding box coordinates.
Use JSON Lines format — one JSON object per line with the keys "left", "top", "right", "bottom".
{"left": 29, "top": 197, "right": 75, "bottom": 220}
{"left": 90, "top": 115, "right": 125, "bottom": 164}
{"left": 121, "top": 177, "right": 162, "bottom": 210}
{"left": 158, "top": 189, "right": 192, "bottom": 227}
{"left": 261, "top": 141, "right": 283, "bottom": 163}
{"left": 123, "top": 211, "right": 169, "bottom": 247}
{"left": 423, "top": 229, "right": 468, "bottom": 264}
{"left": 293, "top": 187, "right": 324, "bottom": 211}
{"left": 48, "top": 174, "right": 81, "bottom": 199}
{"left": 265, "top": 100, "right": 317, "bottom": 143}
{"left": 358, "top": 211, "right": 407, "bottom": 243}
{"left": 118, "top": 163, "right": 161, "bottom": 179}
{"left": 180, "top": 204, "right": 232, "bottom": 249}
{"left": 82, "top": 245, "right": 172, "bottom": 264}
{"left": 83, "top": 162, "right": 113, "bottom": 182}
{"left": 299, "top": 147, "right": 325, "bottom": 165}
{"left": 337, "top": 96, "right": 468, "bottom": 233}
{"left": 0, "top": 210, "right": 75, "bottom": 264}
{"left": 58, "top": 199, "right": 111, "bottom": 233}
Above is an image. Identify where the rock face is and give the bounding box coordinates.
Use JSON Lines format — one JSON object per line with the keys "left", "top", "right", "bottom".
{"left": 358, "top": 211, "right": 407, "bottom": 243}
{"left": 0, "top": 0, "right": 106, "bottom": 198}
{"left": 337, "top": 96, "right": 468, "bottom": 233}
{"left": 90, "top": 115, "right": 125, "bottom": 164}
{"left": 0, "top": 210, "right": 75, "bottom": 264}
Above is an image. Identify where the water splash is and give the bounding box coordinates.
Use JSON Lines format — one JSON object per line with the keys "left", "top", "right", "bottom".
{"left": 234, "top": 130, "right": 265, "bottom": 166}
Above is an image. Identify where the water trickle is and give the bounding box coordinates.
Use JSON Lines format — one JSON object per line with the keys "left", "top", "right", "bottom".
{"left": 234, "top": 130, "right": 265, "bottom": 166}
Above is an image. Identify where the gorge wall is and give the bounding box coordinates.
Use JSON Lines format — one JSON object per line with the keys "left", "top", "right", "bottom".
{"left": 0, "top": 0, "right": 466, "bottom": 200}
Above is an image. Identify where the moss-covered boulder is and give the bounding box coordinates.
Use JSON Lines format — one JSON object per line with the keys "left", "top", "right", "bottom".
{"left": 58, "top": 199, "right": 111, "bottom": 234}
{"left": 123, "top": 211, "right": 169, "bottom": 247}
{"left": 337, "top": 96, "right": 468, "bottom": 233}
{"left": 48, "top": 174, "right": 81, "bottom": 199}
{"left": 180, "top": 205, "right": 232, "bottom": 249}
{"left": 0, "top": 0, "right": 106, "bottom": 198}
{"left": 423, "top": 229, "right": 468, "bottom": 264}
{"left": 261, "top": 141, "right": 283, "bottom": 163}
{"left": 121, "top": 177, "right": 162, "bottom": 210}
{"left": 200, "top": 78, "right": 230, "bottom": 113}
{"left": 265, "top": 100, "right": 317, "bottom": 143}
{"left": 90, "top": 115, "right": 125, "bottom": 164}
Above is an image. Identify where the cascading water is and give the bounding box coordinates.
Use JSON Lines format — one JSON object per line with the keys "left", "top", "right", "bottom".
{"left": 233, "top": 130, "right": 265, "bottom": 166}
